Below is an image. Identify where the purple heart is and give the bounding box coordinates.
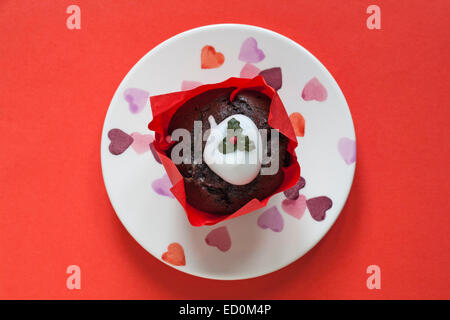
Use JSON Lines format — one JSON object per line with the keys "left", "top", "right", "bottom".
{"left": 205, "top": 226, "right": 232, "bottom": 252}
{"left": 338, "top": 137, "right": 356, "bottom": 165}
{"left": 301, "top": 77, "right": 327, "bottom": 102}
{"left": 306, "top": 196, "right": 333, "bottom": 221}
{"left": 257, "top": 206, "right": 284, "bottom": 232}
{"left": 124, "top": 88, "right": 149, "bottom": 114}
{"left": 283, "top": 176, "right": 306, "bottom": 200}
{"left": 149, "top": 142, "right": 162, "bottom": 164}
{"left": 238, "top": 37, "right": 265, "bottom": 63}
{"left": 151, "top": 174, "right": 174, "bottom": 198}
{"left": 108, "top": 129, "right": 133, "bottom": 155}
{"left": 259, "top": 67, "right": 282, "bottom": 91}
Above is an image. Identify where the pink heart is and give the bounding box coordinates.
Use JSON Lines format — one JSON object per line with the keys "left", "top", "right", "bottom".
{"left": 238, "top": 37, "right": 265, "bottom": 63}
{"left": 240, "top": 63, "right": 260, "bottom": 78}
{"left": 130, "top": 132, "right": 154, "bottom": 154}
{"left": 257, "top": 206, "right": 284, "bottom": 232}
{"left": 259, "top": 67, "right": 282, "bottom": 91}
{"left": 338, "top": 137, "right": 356, "bottom": 165}
{"left": 306, "top": 196, "right": 333, "bottom": 221}
{"left": 205, "top": 226, "right": 231, "bottom": 252}
{"left": 181, "top": 80, "right": 203, "bottom": 91}
{"left": 108, "top": 129, "right": 133, "bottom": 155}
{"left": 301, "top": 77, "right": 327, "bottom": 102}
{"left": 151, "top": 174, "right": 174, "bottom": 198}
{"left": 282, "top": 195, "right": 307, "bottom": 220}
{"left": 123, "top": 88, "right": 149, "bottom": 114}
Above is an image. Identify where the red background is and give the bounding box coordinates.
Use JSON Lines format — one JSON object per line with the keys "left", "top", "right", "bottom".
{"left": 0, "top": 0, "right": 449, "bottom": 299}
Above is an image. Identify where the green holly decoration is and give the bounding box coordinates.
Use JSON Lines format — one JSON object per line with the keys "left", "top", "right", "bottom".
{"left": 218, "top": 118, "right": 256, "bottom": 154}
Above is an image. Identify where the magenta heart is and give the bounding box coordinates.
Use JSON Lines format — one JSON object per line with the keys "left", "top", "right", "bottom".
{"left": 238, "top": 37, "right": 265, "bottom": 63}
{"left": 301, "top": 77, "right": 327, "bottom": 102}
{"left": 130, "top": 132, "right": 154, "bottom": 154}
{"left": 338, "top": 137, "right": 356, "bottom": 165}
{"left": 181, "top": 80, "right": 203, "bottom": 91}
{"left": 282, "top": 195, "right": 307, "bottom": 220}
{"left": 257, "top": 206, "right": 284, "bottom": 232}
{"left": 108, "top": 129, "right": 133, "bottom": 155}
{"left": 283, "top": 176, "right": 306, "bottom": 200}
{"left": 259, "top": 67, "right": 282, "bottom": 91}
{"left": 240, "top": 63, "right": 260, "bottom": 78}
{"left": 205, "top": 226, "right": 231, "bottom": 252}
{"left": 149, "top": 142, "right": 162, "bottom": 164}
{"left": 151, "top": 174, "right": 174, "bottom": 198}
{"left": 123, "top": 88, "right": 149, "bottom": 114}
{"left": 306, "top": 196, "right": 333, "bottom": 221}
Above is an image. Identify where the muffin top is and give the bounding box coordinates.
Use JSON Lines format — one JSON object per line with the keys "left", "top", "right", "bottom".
{"left": 166, "top": 88, "right": 290, "bottom": 215}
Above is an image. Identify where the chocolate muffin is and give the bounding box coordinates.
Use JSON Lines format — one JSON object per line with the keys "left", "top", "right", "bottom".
{"left": 166, "top": 88, "right": 290, "bottom": 215}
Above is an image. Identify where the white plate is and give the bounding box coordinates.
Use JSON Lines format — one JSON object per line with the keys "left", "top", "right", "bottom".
{"left": 101, "top": 24, "right": 356, "bottom": 280}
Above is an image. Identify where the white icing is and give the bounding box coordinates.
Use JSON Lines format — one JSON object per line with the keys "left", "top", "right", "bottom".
{"left": 203, "top": 114, "right": 262, "bottom": 185}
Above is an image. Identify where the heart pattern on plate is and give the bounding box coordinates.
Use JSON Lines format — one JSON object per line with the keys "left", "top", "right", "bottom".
{"left": 283, "top": 176, "right": 306, "bottom": 200}
{"left": 162, "top": 243, "right": 186, "bottom": 266}
{"left": 201, "top": 45, "right": 225, "bottom": 69}
{"left": 239, "top": 37, "right": 265, "bottom": 63}
{"left": 259, "top": 67, "right": 282, "bottom": 91}
{"left": 181, "top": 80, "right": 203, "bottom": 91}
{"left": 149, "top": 142, "right": 162, "bottom": 164}
{"left": 289, "top": 112, "right": 305, "bottom": 137}
{"left": 108, "top": 129, "right": 134, "bottom": 155}
{"left": 302, "top": 77, "right": 327, "bottom": 102}
{"left": 257, "top": 206, "right": 284, "bottom": 232}
{"left": 338, "top": 137, "right": 356, "bottom": 165}
{"left": 123, "top": 88, "right": 149, "bottom": 114}
{"left": 306, "top": 196, "right": 333, "bottom": 221}
{"left": 130, "top": 132, "right": 154, "bottom": 154}
{"left": 205, "top": 226, "right": 232, "bottom": 252}
{"left": 240, "top": 63, "right": 260, "bottom": 78}
{"left": 151, "top": 174, "right": 174, "bottom": 198}
{"left": 282, "top": 195, "right": 307, "bottom": 220}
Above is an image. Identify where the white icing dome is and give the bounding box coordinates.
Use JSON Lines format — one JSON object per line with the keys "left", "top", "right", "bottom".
{"left": 203, "top": 114, "right": 262, "bottom": 185}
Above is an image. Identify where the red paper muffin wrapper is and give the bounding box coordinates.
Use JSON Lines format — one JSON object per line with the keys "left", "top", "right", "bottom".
{"left": 148, "top": 76, "right": 300, "bottom": 226}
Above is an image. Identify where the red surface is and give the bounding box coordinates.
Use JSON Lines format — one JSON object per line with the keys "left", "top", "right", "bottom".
{"left": 0, "top": 0, "right": 449, "bottom": 299}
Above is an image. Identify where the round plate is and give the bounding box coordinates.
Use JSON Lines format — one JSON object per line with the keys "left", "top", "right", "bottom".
{"left": 101, "top": 24, "right": 356, "bottom": 280}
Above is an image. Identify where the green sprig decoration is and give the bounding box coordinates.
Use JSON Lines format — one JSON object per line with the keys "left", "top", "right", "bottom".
{"left": 218, "top": 118, "right": 256, "bottom": 154}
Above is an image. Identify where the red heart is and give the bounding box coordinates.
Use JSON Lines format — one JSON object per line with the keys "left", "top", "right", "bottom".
{"left": 289, "top": 112, "right": 305, "bottom": 137}
{"left": 161, "top": 243, "right": 185, "bottom": 266}
{"left": 201, "top": 45, "right": 225, "bottom": 69}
